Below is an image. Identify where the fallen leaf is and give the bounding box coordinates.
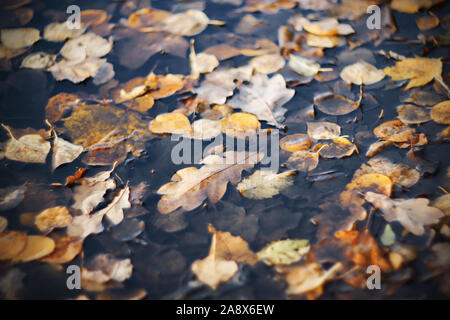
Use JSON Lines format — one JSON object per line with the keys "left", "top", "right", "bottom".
{"left": 0, "top": 216, "right": 6, "bottom": 233}
{"left": 306, "top": 34, "right": 340, "bottom": 48}
{"left": 82, "top": 254, "right": 132, "bottom": 283}
{"left": 157, "top": 151, "right": 262, "bottom": 214}
{"left": 365, "top": 140, "right": 393, "bottom": 158}
{"left": 1, "top": 28, "right": 40, "bottom": 49}
{"left": 192, "top": 119, "right": 222, "bottom": 140}
{"left": 35, "top": 206, "right": 72, "bottom": 234}
{"left": 0, "top": 231, "right": 27, "bottom": 260}
{"left": 42, "top": 236, "right": 83, "bottom": 264}
{"left": 48, "top": 57, "right": 107, "bottom": 83}
{"left": 397, "top": 104, "right": 431, "bottom": 124}
{"left": 237, "top": 170, "right": 296, "bottom": 199}
{"left": 314, "top": 92, "right": 361, "bottom": 116}
{"left": 416, "top": 14, "right": 440, "bottom": 30}
{"left": 280, "top": 133, "right": 313, "bottom": 152}
{"left": 191, "top": 255, "right": 238, "bottom": 290}
{"left": 380, "top": 224, "right": 396, "bottom": 247}
{"left": 288, "top": 55, "right": 320, "bottom": 77}
{"left": 303, "top": 18, "right": 355, "bottom": 36}
{"left": 149, "top": 112, "right": 193, "bottom": 136}
{"left": 0, "top": 184, "right": 26, "bottom": 211}
{"left": 162, "top": 10, "right": 210, "bottom": 36}
{"left": 373, "top": 120, "right": 416, "bottom": 142}
{"left": 430, "top": 100, "right": 450, "bottom": 125}
{"left": 80, "top": 9, "right": 108, "bottom": 27}
{"left": 307, "top": 121, "right": 341, "bottom": 140}
{"left": 235, "top": 14, "right": 263, "bottom": 34}
{"left": 13, "top": 235, "right": 55, "bottom": 262}
{"left": 43, "top": 22, "right": 86, "bottom": 41}
{"left": 1, "top": 124, "right": 50, "bottom": 164}
{"left": 318, "top": 137, "right": 356, "bottom": 159}
{"left": 390, "top": 0, "right": 444, "bottom": 13}
{"left": 60, "top": 32, "right": 113, "bottom": 61}
{"left": 189, "top": 40, "right": 219, "bottom": 78}
{"left": 220, "top": 112, "right": 261, "bottom": 138}
{"left": 0, "top": 268, "right": 25, "bottom": 299}
{"left": 383, "top": 57, "right": 442, "bottom": 90}
{"left": 257, "top": 239, "right": 310, "bottom": 266}
{"left": 228, "top": 73, "right": 295, "bottom": 128}
{"left": 249, "top": 54, "right": 285, "bottom": 74}
{"left": 365, "top": 192, "right": 444, "bottom": 235}
{"left": 45, "top": 93, "right": 80, "bottom": 123}
{"left": 20, "top": 52, "right": 56, "bottom": 69}
{"left": 287, "top": 150, "right": 320, "bottom": 172}
{"left": 340, "top": 60, "right": 385, "bottom": 85}
{"left": 96, "top": 186, "right": 130, "bottom": 226}
{"left": 433, "top": 194, "right": 450, "bottom": 216}
{"left": 52, "top": 132, "right": 84, "bottom": 170}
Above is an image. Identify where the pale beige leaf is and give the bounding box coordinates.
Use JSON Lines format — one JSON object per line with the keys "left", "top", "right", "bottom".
{"left": 43, "top": 22, "right": 87, "bottom": 42}
{"left": 48, "top": 57, "right": 107, "bottom": 83}
{"left": 1, "top": 28, "right": 40, "bottom": 49}
{"left": 237, "top": 170, "right": 295, "bottom": 199}
{"left": 307, "top": 121, "right": 341, "bottom": 140}
{"left": 35, "top": 206, "right": 72, "bottom": 234}
{"left": 340, "top": 60, "right": 385, "bottom": 85}
{"left": 52, "top": 133, "right": 84, "bottom": 170}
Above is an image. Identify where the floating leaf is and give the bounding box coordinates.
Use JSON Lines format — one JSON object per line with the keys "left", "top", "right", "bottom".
{"left": 416, "top": 14, "right": 439, "bottom": 30}
{"left": 430, "top": 100, "right": 450, "bottom": 125}
{"left": 0, "top": 184, "right": 25, "bottom": 211}
{"left": 220, "top": 112, "right": 261, "bottom": 138}
{"left": 287, "top": 150, "right": 320, "bottom": 172}
{"left": 433, "top": 194, "right": 450, "bottom": 216}
{"left": 228, "top": 73, "right": 295, "bottom": 128}
{"left": 340, "top": 61, "right": 385, "bottom": 85}
{"left": 365, "top": 192, "right": 444, "bottom": 235}
{"left": 13, "top": 235, "right": 55, "bottom": 263}
{"left": 306, "top": 34, "right": 339, "bottom": 48}
{"left": 189, "top": 41, "right": 219, "bottom": 78}
{"left": 314, "top": 92, "right": 361, "bottom": 116}
{"left": 373, "top": 120, "right": 416, "bottom": 142}
{"left": 42, "top": 236, "right": 83, "bottom": 264}
{"left": 20, "top": 52, "right": 56, "bottom": 69}
{"left": 43, "top": 22, "right": 86, "bottom": 42}
{"left": 237, "top": 170, "right": 296, "bottom": 199}
{"left": 149, "top": 112, "right": 193, "bottom": 136}
{"left": 0, "top": 216, "right": 6, "bottom": 233}
{"left": 45, "top": 93, "right": 80, "bottom": 123}
{"left": 380, "top": 224, "right": 396, "bottom": 247}
{"left": 280, "top": 134, "right": 313, "bottom": 152}
{"left": 257, "top": 239, "right": 310, "bottom": 266}
{"left": 35, "top": 206, "right": 72, "bottom": 234}
{"left": 1, "top": 28, "right": 40, "bottom": 49}
{"left": 303, "top": 18, "right": 354, "bottom": 36}
{"left": 249, "top": 53, "right": 285, "bottom": 74}
{"left": 390, "top": 0, "right": 444, "bottom": 13}
{"left": 48, "top": 57, "right": 107, "bottom": 83}
{"left": 397, "top": 104, "right": 431, "bottom": 124}
{"left": 307, "top": 121, "right": 341, "bottom": 140}
{"left": 162, "top": 10, "right": 210, "bottom": 36}
{"left": 157, "top": 151, "right": 262, "bottom": 214}
{"left": 383, "top": 57, "right": 442, "bottom": 90}
{"left": 0, "top": 231, "right": 27, "bottom": 260}
{"left": 319, "top": 137, "right": 356, "bottom": 159}
{"left": 192, "top": 119, "right": 222, "bottom": 140}
{"left": 288, "top": 55, "right": 320, "bottom": 77}
{"left": 60, "top": 32, "right": 112, "bottom": 61}
{"left": 52, "top": 133, "right": 84, "bottom": 171}
{"left": 82, "top": 254, "right": 132, "bottom": 284}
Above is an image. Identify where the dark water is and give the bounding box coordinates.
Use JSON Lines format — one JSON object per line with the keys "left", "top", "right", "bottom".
{"left": 0, "top": 0, "right": 449, "bottom": 299}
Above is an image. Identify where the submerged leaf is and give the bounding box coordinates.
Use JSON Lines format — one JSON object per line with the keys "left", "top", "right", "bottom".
{"left": 35, "top": 206, "right": 72, "bottom": 234}
{"left": 0, "top": 231, "right": 27, "bottom": 260}
{"left": 237, "top": 170, "right": 296, "bottom": 199}
{"left": 430, "top": 100, "right": 450, "bottom": 125}
{"left": 307, "top": 121, "right": 341, "bottom": 140}
{"left": 257, "top": 239, "right": 310, "bottom": 266}
{"left": 397, "top": 104, "right": 431, "bottom": 124}
{"left": 13, "top": 235, "right": 55, "bottom": 263}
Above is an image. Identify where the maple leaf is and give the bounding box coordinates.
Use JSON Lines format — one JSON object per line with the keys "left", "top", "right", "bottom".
{"left": 228, "top": 73, "right": 295, "bottom": 128}
{"left": 157, "top": 151, "right": 262, "bottom": 214}
{"left": 365, "top": 192, "right": 444, "bottom": 236}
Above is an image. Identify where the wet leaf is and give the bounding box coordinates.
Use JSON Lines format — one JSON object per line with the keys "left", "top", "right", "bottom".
{"left": 340, "top": 60, "right": 385, "bottom": 85}
{"left": 1, "top": 28, "right": 40, "bottom": 49}
{"left": 43, "top": 22, "right": 86, "bottom": 42}
{"left": 416, "top": 14, "right": 439, "bottom": 30}
{"left": 0, "top": 231, "right": 27, "bottom": 260}
{"left": 1, "top": 124, "right": 50, "bottom": 164}
{"left": 433, "top": 194, "right": 450, "bottom": 216}
{"left": 314, "top": 92, "right": 361, "bottom": 116}
{"left": 35, "top": 206, "right": 72, "bottom": 234}
{"left": 52, "top": 133, "right": 84, "bottom": 171}
{"left": 319, "top": 137, "right": 356, "bottom": 159}
{"left": 82, "top": 254, "right": 132, "bottom": 284}
{"left": 249, "top": 54, "right": 285, "bottom": 74}
{"left": 365, "top": 140, "right": 393, "bottom": 158}
{"left": 287, "top": 150, "right": 320, "bottom": 172}
{"left": 235, "top": 14, "right": 263, "bottom": 34}
{"left": 228, "top": 73, "right": 294, "bottom": 128}
{"left": 42, "top": 236, "right": 83, "bottom": 264}
{"left": 13, "top": 235, "right": 55, "bottom": 263}
{"left": 397, "top": 104, "right": 431, "bottom": 124}
{"left": 0, "top": 184, "right": 25, "bottom": 211}
{"left": 0, "top": 216, "right": 6, "bottom": 233}
{"left": 307, "top": 121, "right": 341, "bottom": 140}
{"left": 257, "top": 239, "right": 310, "bottom": 266}
{"left": 157, "top": 151, "right": 262, "bottom": 214}
{"left": 111, "top": 218, "right": 145, "bottom": 242}
{"left": 380, "top": 224, "right": 396, "bottom": 247}
{"left": 162, "top": 10, "right": 210, "bottom": 36}
{"left": 237, "top": 170, "right": 296, "bottom": 199}
{"left": 80, "top": 9, "right": 108, "bottom": 27}
{"left": 280, "top": 133, "right": 313, "bottom": 152}
{"left": 365, "top": 192, "right": 444, "bottom": 235}
{"left": 48, "top": 57, "right": 107, "bottom": 83}
{"left": 189, "top": 41, "right": 219, "bottom": 78}
{"left": 303, "top": 18, "right": 355, "bottom": 36}
{"left": 390, "top": 0, "right": 444, "bottom": 13}
{"left": 383, "top": 57, "right": 442, "bottom": 90}
{"left": 60, "top": 32, "right": 113, "bottom": 61}
{"left": 374, "top": 120, "right": 416, "bottom": 142}
{"left": 220, "top": 112, "right": 261, "bottom": 138}
{"left": 20, "top": 52, "right": 56, "bottom": 69}
{"left": 430, "top": 100, "right": 450, "bottom": 125}
{"left": 45, "top": 93, "right": 80, "bottom": 123}
{"left": 192, "top": 119, "right": 222, "bottom": 140}
{"left": 0, "top": 268, "right": 25, "bottom": 299}
{"left": 288, "top": 55, "right": 320, "bottom": 77}
{"left": 306, "top": 34, "right": 340, "bottom": 48}
{"left": 149, "top": 112, "right": 193, "bottom": 136}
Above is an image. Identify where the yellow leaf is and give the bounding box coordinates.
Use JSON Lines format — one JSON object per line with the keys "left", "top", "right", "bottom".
{"left": 149, "top": 112, "right": 193, "bottom": 136}
{"left": 430, "top": 100, "right": 450, "bottom": 124}
{"left": 13, "top": 235, "right": 55, "bottom": 263}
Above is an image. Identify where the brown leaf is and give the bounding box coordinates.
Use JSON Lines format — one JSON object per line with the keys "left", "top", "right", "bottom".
{"left": 13, "top": 235, "right": 55, "bottom": 263}
{"left": 0, "top": 231, "right": 27, "bottom": 260}
{"left": 35, "top": 206, "right": 72, "bottom": 234}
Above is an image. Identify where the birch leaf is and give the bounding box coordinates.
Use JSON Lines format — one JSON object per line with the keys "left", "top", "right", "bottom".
{"left": 340, "top": 61, "right": 385, "bottom": 85}
{"left": 430, "top": 101, "right": 450, "bottom": 125}
{"left": 288, "top": 55, "right": 320, "bottom": 77}
{"left": 365, "top": 192, "right": 444, "bottom": 236}
{"left": 228, "top": 73, "right": 295, "bottom": 128}
{"left": 307, "top": 121, "right": 341, "bottom": 140}
{"left": 35, "top": 206, "right": 72, "bottom": 234}
{"left": 13, "top": 235, "right": 55, "bottom": 263}
{"left": 43, "top": 22, "right": 86, "bottom": 42}
{"left": 287, "top": 150, "right": 319, "bottom": 172}
{"left": 257, "top": 239, "right": 310, "bottom": 266}
{"left": 157, "top": 151, "right": 262, "bottom": 214}
{"left": 397, "top": 104, "right": 431, "bottom": 124}
{"left": 149, "top": 112, "right": 193, "bottom": 136}
{"left": 249, "top": 54, "right": 285, "bottom": 74}
{"left": 237, "top": 170, "right": 296, "bottom": 199}
{"left": 162, "top": 10, "right": 210, "bottom": 36}
{"left": 52, "top": 133, "right": 84, "bottom": 170}
{"left": 0, "top": 231, "right": 27, "bottom": 260}
{"left": 1, "top": 28, "right": 40, "bottom": 49}
{"left": 48, "top": 57, "right": 107, "bottom": 84}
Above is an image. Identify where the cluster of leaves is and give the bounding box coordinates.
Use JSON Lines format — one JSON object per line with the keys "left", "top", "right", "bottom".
{"left": 0, "top": 0, "right": 449, "bottom": 300}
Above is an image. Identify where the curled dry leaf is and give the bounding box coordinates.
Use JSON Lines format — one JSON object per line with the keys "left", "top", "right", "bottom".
{"left": 287, "top": 150, "right": 320, "bottom": 172}
{"left": 397, "top": 104, "right": 431, "bottom": 124}
{"left": 430, "top": 100, "right": 450, "bottom": 125}
{"left": 307, "top": 121, "right": 341, "bottom": 140}
{"left": 365, "top": 192, "right": 444, "bottom": 236}
{"left": 249, "top": 54, "right": 285, "bottom": 74}
{"left": 340, "top": 60, "right": 385, "bottom": 85}
{"left": 257, "top": 239, "right": 310, "bottom": 266}
{"left": 318, "top": 137, "right": 356, "bottom": 159}
{"left": 383, "top": 57, "right": 442, "bottom": 90}
{"left": 149, "top": 112, "right": 193, "bottom": 136}
{"left": 1, "top": 28, "right": 40, "bottom": 49}
{"left": 220, "top": 112, "right": 261, "bottom": 138}
{"left": 191, "top": 224, "right": 257, "bottom": 289}
{"left": 43, "top": 22, "right": 86, "bottom": 42}
{"left": 229, "top": 73, "right": 295, "bottom": 128}
{"left": 0, "top": 231, "right": 27, "bottom": 260}
{"left": 374, "top": 120, "right": 416, "bottom": 142}
{"left": 0, "top": 184, "right": 26, "bottom": 211}
{"left": 35, "top": 206, "right": 72, "bottom": 234}
{"left": 157, "top": 151, "right": 262, "bottom": 214}
{"left": 237, "top": 170, "right": 296, "bottom": 199}
{"left": 1, "top": 124, "right": 50, "bottom": 164}
{"left": 280, "top": 133, "right": 313, "bottom": 152}
{"left": 13, "top": 235, "right": 55, "bottom": 263}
